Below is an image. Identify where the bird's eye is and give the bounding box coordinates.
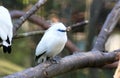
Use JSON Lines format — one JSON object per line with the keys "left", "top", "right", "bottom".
{"left": 57, "top": 29, "right": 66, "bottom": 32}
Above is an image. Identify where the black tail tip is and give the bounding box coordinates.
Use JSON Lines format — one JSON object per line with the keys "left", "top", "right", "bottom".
{"left": 34, "top": 56, "right": 38, "bottom": 66}
{"left": 3, "top": 46, "right": 11, "bottom": 54}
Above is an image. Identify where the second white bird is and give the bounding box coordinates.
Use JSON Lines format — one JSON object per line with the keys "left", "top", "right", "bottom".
{"left": 0, "top": 6, "right": 13, "bottom": 53}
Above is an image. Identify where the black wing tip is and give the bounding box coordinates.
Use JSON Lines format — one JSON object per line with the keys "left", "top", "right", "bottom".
{"left": 3, "top": 45, "right": 11, "bottom": 54}
{"left": 34, "top": 52, "right": 46, "bottom": 66}
{"left": 6, "top": 36, "right": 10, "bottom": 44}
{"left": 34, "top": 56, "right": 39, "bottom": 66}
{"left": 35, "top": 56, "right": 39, "bottom": 61}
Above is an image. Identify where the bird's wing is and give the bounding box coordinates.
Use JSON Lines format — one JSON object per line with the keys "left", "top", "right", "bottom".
{"left": 35, "top": 31, "right": 51, "bottom": 64}
{"left": 0, "top": 26, "right": 7, "bottom": 40}
{"left": 47, "top": 35, "right": 67, "bottom": 57}
{"left": 35, "top": 31, "right": 50, "bottom": 56}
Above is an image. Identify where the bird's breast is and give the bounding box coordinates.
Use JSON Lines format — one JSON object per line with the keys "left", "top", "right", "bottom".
{"left": 46, "top": 35, "right": 67, "bottom": 57}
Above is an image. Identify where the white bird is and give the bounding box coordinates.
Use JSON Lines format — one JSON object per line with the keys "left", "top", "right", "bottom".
{"left": 0, "top": 6, "right": 13, "bottom": 53}
{"left": 35, "top": 22, "right": 67, "bottom": 64}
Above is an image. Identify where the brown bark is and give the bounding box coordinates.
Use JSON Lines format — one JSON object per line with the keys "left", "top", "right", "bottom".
{"left": 3, "top": 51, "right": 119, "bottom": 78}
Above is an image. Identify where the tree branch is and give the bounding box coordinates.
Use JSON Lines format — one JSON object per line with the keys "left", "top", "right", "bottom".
{"left": 92, "top": 0, "right": 120, "bottom": 51}
{"left": 3, "top": 51, "right": 119, "bottom": 78}
{"left": 10, "top": 10, "right": 49, "bottom": 30}
{"left": 13, "top": 0, "right": 47, "bottom": 34}
{"left": 14, "top": 30, "right": 45, "bottom": 39}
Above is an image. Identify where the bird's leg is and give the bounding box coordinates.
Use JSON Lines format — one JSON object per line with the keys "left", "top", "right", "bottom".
{"left": 50, "top": 56, "right": 61, "bottom": 64}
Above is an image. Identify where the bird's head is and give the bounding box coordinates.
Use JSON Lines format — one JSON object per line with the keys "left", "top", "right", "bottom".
{"left": 49, "top": 22, "right": 67, "bottom": 33}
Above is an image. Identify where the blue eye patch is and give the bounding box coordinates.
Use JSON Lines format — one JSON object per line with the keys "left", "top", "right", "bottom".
{"left": 57, "top": 29, "right": 66, "bottom": 32}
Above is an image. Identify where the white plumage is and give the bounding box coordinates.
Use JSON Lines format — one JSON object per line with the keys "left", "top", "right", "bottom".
{"left": 0, "top": 6, "right": 13, "bottom": 53}
{"left": 35, "top": 22, "right": 67, "bottom": 64}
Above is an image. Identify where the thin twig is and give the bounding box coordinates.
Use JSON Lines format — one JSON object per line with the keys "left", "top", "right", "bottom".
{"left": 14, "top": 30, "right": 45, "bottom": 39}
{"left": 67, "top": 20, "right": 88, "bottom": 31}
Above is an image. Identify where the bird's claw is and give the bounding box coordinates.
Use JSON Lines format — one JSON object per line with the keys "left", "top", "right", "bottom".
{"left": 50, "top": 56, "right": 61, "bottom": 64}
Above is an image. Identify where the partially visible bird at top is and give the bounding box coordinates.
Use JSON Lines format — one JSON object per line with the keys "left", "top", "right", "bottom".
{"left": 35, "top": 14, "right": 67, "bottom": 64}
{"left": 0, "top": 6, "right": 13, "bottom": 53}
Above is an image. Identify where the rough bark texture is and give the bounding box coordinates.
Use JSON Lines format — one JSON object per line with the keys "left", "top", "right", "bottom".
{"left": 3, "top": 51, "right": 119, "bottom": 78}
{"left": 3, "top": 0, "right": 120, "bottom": 78}
{"left": 14, "top": 30, "right": 45, "bottom": 39}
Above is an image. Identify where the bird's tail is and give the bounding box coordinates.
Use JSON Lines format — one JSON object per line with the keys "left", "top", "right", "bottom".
{"left": 34, "top": 52, "right": 46, "bottom": 65}
{"left": 2, "top": 41, "right": 11, "bottom": 54}
{"left": 34, "top": 55, "right": 46, "bottom": 65}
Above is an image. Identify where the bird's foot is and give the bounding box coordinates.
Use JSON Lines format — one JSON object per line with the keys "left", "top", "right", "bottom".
{"left": 50, "top": 56, "right": 61, "bottom": 64}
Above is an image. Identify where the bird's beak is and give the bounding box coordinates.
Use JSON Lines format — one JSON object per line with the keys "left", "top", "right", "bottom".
{"left": 66, "top": 27, "right": 71, "bottom": 32}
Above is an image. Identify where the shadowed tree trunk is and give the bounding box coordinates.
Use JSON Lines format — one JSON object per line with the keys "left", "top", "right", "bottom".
{"left": 86, "top": 0, "right": 104, "bottom": 51}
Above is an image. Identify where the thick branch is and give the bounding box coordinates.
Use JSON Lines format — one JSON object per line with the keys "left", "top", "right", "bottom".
{"left": 92, "top": 0, "right": 120, "bottom": 51}
{"left": 4, "top": 51, "right": 119, "bottom": 78}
